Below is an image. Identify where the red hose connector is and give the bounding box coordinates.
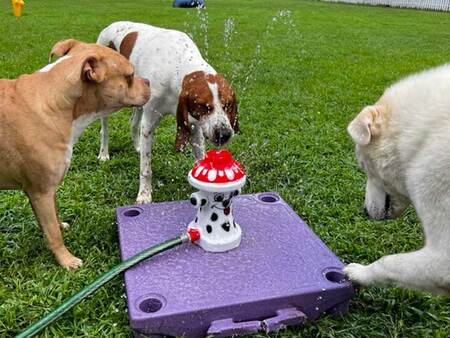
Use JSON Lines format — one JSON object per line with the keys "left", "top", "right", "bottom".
{"left": 187, "top": 228, "right": 201, "bottom": 242}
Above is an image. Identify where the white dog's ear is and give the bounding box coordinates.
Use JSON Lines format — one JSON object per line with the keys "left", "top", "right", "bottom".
{"left": 347, "top": 105, "right": 383, "bottom": 146}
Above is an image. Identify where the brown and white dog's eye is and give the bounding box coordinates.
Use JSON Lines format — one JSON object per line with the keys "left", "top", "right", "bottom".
{"left": 191, "top": 102, "right": 210, "bottom": 119}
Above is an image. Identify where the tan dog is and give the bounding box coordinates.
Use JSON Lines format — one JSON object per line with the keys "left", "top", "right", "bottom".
{"left": 0, "top": 39, "right": 150, "bottom": 270}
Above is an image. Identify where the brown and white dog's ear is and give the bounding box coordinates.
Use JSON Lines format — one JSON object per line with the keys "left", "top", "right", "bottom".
{"left": 233, "top": 117, "right": 240, "bottom": 134}
{"left": 347, "top": 105, "right": 383, "bottom": 146}
{"left": 81, "top": 56, "right": 106, "bottom": 83}
{"left": 49, "top": 39, "right": 80, "bottom": 62}
{"left": 175, "top": 90, "right": 191, "bottom": 152}
{"left": 218, "top": 75, "right": 240, "bottom": 134}
{"left": 230, "top": 98, "right": 240, "bottom": 133}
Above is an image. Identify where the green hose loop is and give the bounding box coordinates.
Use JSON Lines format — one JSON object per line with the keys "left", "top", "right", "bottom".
{"left": 15, "top": 235, "right": 187, "bottom": 338}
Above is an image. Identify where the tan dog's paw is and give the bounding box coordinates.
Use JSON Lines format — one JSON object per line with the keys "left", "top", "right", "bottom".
{"left": 60, "top": 222, "right": 70, "bottom": 229}
{"left": 344, "top": 263, "right": 373, "bottom": 286}
{"left": 136, "top": 189, "right": 152, "bottom": 204}
{"left": 58, "top": 254, "right": 83, "bottom": 271}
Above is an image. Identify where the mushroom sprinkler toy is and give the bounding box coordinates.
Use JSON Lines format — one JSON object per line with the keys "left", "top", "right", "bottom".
{"left": 187, "top": 150, "right": 246, "bottom": 252}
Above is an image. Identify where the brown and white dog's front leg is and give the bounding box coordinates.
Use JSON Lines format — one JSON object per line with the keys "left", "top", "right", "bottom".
{"left": 190, "top": 124, "right": 205, "bottom": 160}
{"left": 27, "top": 190, "right": 82, "bottom": 270}
{"left": 98, "top": 117, "right": 110, "bottom": 161}
{"left": 136, "top": 106, "right": 161, "bottom": 204}
{"left": 131, "top": 107, "right": 144, "bottom": 153}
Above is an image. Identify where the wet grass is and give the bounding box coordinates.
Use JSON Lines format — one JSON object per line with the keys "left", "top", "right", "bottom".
{"left": 1, "top": 0, "right": 449, "bottom": 337}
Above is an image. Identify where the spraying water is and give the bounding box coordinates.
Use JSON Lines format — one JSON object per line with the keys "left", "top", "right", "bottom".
{"left": 223, "top": 17, "right": 235, "bottom": 60}
{"left": 183, "top": 8, "right": 298, "bottom": 87}
{"left": 196, "top": 6, "right": 209, "bottom": 61}
{"left": 240, "top": 10, "right": 297, "bottom": 96}
{"left": 183, "top": 7, "right": 209, "bottom": 61}
{"left": 183, "top": 10, "right": 195, "bottom": 40}
{"left": 223, "top": 17, "right": 242, "bottom": 84}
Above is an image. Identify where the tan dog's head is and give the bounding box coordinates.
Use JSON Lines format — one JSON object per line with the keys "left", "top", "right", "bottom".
{"left": 175, "top": 71, "right": 239, "bottom": 152}
{"left": 348, "top": 105, "right": 409, "bottom": 220}
{"left": 48, "top": 39, "right": 150, "bottom": 115}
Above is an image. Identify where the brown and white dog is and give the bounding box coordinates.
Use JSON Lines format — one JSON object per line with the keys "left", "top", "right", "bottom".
{"left": 96, "top": 22, "right": 239, "bottom": 204}
{"left": 0, "top": 39, "right": 150, "bottom": 269}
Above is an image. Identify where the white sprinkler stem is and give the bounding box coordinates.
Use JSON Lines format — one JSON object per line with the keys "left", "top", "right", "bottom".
{"left": 188, "top": 189, "right": 242, "bottom": 252}
{"left": 187, "top": 150, "right": 246, "bottom": 252}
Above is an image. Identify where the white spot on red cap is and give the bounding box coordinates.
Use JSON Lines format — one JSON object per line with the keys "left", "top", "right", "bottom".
{"left": 208, "top": 169, "right": 217, "bottom": 182}
{"left": 225, "top": 169, "right": 235, "bottom": 180}
{"left": 194, "top": 166, "right": 204, "bottom": 177}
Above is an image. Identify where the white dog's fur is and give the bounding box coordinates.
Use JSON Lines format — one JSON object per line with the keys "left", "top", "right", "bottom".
{"left": 345, "top": 64, "right": 450, "bottom": 295}
{"left": 96, "top": 22, "right": 238, "bottom": 204}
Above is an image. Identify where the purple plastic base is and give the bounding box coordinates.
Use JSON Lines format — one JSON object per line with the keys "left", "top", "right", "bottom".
{"left": 117, "top": 193, "right": 353, "bottom": 338}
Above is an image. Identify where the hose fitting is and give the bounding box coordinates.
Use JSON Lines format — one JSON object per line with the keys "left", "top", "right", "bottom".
{"left": 187, "top": 228, "right": 201, "bottom": 242}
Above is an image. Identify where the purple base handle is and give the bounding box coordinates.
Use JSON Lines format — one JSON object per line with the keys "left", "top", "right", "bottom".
{"left": 207, "top": 319, "right": 262, "bottom": 337}
{"left": 207, "top": 308, "right": 307, "bottom": 337}
{"left": 262, "top": 307, "right": 307, "bottom": 332}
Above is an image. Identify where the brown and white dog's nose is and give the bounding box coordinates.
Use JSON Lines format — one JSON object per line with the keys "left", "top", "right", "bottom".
{"left": 214, "top": 127, "right": 232, "bottom": 146}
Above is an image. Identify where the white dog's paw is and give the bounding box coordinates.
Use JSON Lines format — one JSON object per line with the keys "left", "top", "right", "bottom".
{"left": 98, "top": 151, "right": 110, "bottom": 162}
{"left": 60, "top": 222, "right": 70, "bottom": 229}
{"left": 136, "top": 191, "right": 152, "bottom": 204}
{"left": 344, "top": 263, "right": 375, "bottom": 286}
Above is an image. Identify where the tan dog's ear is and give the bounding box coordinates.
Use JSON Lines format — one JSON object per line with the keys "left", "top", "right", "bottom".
{"left": 49, "top": 39, "right": 80, "bottom": 63}
{"left": 81, "top": 56, "right": 105, "bottom": 83}
{"left": 175, "top": 90, "right": 191, "bottom": 152}
{"left": 347, "top": 105, "right": 383, "bottom": 146}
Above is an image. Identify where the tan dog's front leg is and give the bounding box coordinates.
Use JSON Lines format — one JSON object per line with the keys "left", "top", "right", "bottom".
{"left": 28, "top": 191, "right": 82, "bottom": 270}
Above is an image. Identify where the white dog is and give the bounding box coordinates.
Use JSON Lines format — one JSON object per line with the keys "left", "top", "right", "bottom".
{"left": 96, "top": 22, "right": 239, "bottom": 204}
{"left": 345, "top": 64, "right": 450, "bottom": 295}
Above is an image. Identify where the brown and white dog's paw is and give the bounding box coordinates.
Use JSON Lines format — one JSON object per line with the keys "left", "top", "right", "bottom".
{"left": 97, "top": 151, "right": 110, "bottom": 162}
{"left": 58, "top": 254, "right": 83, "bottom": 271}
{"left": 60, "top": 222, "right": 70, "bottom": 229}
{"left": 136, "top": 191, "right": 152, "bottom": 204}
{"left": 344, "top": 263, "right": 374, "bottom": 286}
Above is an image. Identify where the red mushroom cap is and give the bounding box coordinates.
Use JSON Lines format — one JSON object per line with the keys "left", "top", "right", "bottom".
{"left": 188, "top": 150, "right": 246, "bottom": 192}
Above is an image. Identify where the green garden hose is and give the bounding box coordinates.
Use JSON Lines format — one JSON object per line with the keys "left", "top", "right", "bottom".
{"left": 15, "top": 233, "right": 192, "bottom": 338}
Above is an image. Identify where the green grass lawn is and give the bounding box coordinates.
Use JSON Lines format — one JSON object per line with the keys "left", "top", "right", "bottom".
{"left": 1, "top": 0, "right": 449, "bottom": 336}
